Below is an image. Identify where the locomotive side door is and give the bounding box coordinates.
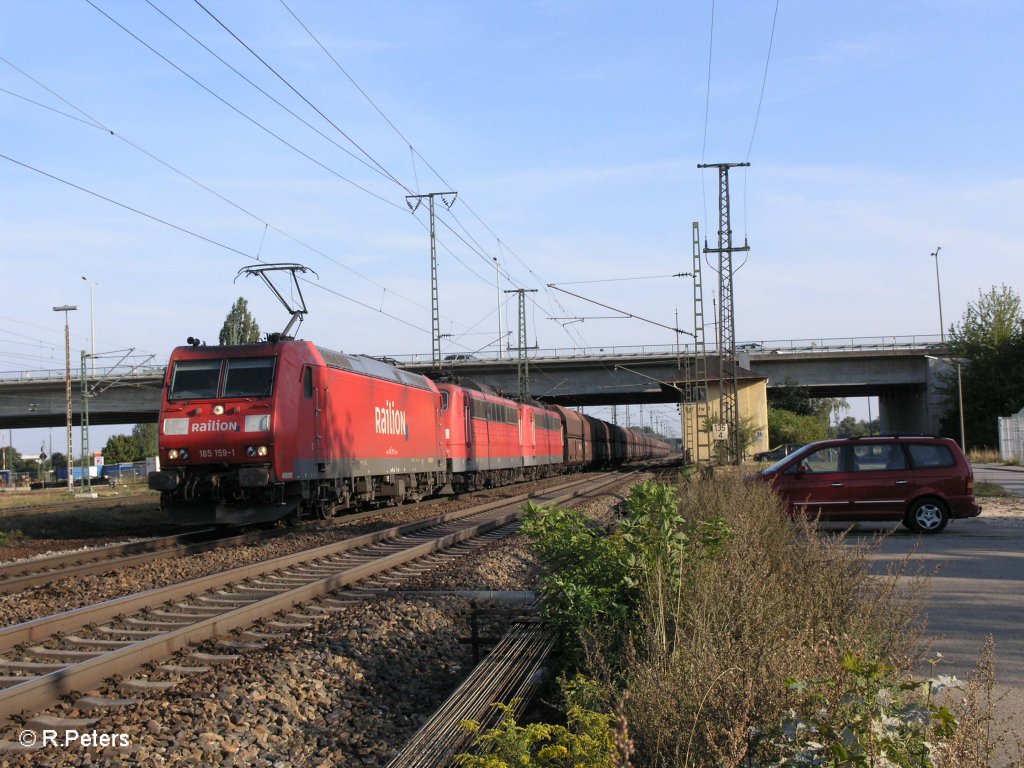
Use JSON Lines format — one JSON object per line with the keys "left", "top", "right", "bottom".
{"left": 302, "top": 365, "right": 323, "bottom": 471}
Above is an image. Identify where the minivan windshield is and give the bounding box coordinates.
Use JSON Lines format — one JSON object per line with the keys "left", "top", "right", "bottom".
{"left": 761, "top": 442, "right": 818, "bottom": 474}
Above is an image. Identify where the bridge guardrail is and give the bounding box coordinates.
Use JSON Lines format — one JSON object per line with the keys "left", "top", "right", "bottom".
{"left": 0, "top": 335, "right": 946, "bottom": 381}
{"left": 386, "top": 334, "right": 946, "bottom": 365}
{"left": 0, "top": 365, "right": 167, "bottom": 383}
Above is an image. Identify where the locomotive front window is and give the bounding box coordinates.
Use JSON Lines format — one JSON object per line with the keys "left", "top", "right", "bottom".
{"left": 169, "top": 359, "right": 222, "bottom": 400}
{"left": 224, "top": 357, "right": 276, "bottom": 398}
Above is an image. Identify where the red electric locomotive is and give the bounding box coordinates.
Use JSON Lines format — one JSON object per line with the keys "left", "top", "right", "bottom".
{"left": 437, "top": 383, "right": 553, "bottom": 490}
{"left": 519, "top": 402, "right": 563, "bottom": 476}
{"left": 148, "top": 339, "right": 448, "bottom": 525}
{"left": 148, "top": 264, "right": 672, "bottom": 526}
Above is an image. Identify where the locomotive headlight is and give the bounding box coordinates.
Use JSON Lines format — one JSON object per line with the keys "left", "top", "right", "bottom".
{"left": 179, "top": 448, "right": 190, "bottom": 460}
{"left": 246, "top": 445, "right": 270, "bottom": 458}
{"left": 213, "top": 404, "right": 225, "bottom": 416}
{"left": 168, "top": 449, "right": 179, "bottom": 460}
{"left": 257, "top": 445, "right": 268, "bottom": 457}
{"left": 168, "top": 448, "right": 189, "bottom": 460}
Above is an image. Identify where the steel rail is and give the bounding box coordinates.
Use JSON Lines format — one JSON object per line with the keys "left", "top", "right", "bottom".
{"left": 0, "top": 472, "right": 572, "bottom": 595}
{"left": 0, "top": 528, "right": 224, "bottom": 593}
{"left": 0, "top": 495, "right": 442, "bottom": 595}
{"left": 388, "top": 619, "right": 554, "bottom": 766}
{"left": 0, "top": 472, "right": 628, "bottom": 724}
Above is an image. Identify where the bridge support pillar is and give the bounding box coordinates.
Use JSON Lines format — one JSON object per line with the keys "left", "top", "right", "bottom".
{"left": 878, "top": 387, "right": 930, "bottom": 435}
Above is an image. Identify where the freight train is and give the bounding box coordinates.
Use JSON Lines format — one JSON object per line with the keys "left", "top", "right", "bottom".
{"left": 148, "top": 338, "right": 672, "bottom": 526}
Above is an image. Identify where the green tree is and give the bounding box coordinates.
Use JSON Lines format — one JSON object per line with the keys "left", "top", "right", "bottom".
{"left": 768, "top": 406, "right": 828, "bottom": 445}
{"left": 767, "top": 378, "right": 818, "bottom": 416}
{"left": 834, "top": 415, "right": 878, "bottom": 438}
{"left": 219, "top": 297, "right": 260, "bottom": 345}
{"left": 767, "top": 378, "right": 848, "bottom": 446}
{"left": 102, "top": 434, "right": 137, "bottom": 464}
{"left": 943, "top": 284, "right": 1024, "bottom": 448}
{"left": 48, "top": 451, "right": 66, "bottom": 472}
{"left": 101, "top": 424, "right": 158, "bottom": 463}
{"left": 131, "top": 423, "right": 158, "bottom": 457}
{"left": 2, "top": 445, "right": 24, "bottom": 472}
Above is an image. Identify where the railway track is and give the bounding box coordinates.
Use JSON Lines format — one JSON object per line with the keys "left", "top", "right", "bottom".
{"left": 0, "top": 499, "right": 441, "bottom": 597}
{"left": 0, "top": 470, "right": 629, "bottom": 732}
{"left": 0, "top": 528, "right": 227, "bottom": 595}
{"left": 0, "top": 473, "right": 573, "bottom": 599}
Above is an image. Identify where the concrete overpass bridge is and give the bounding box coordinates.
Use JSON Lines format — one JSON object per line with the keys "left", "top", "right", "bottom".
{"left": 0, "top": 335, "right": 955, "bottom": 435}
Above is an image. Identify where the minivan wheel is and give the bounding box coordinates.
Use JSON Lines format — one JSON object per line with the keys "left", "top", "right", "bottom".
{"left": 908, "top": 498, "right": 949, "bottom": 534}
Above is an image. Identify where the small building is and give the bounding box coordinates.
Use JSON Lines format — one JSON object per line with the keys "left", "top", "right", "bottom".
{"left": 677, "top": 359, "right": 769, "bottom": 465}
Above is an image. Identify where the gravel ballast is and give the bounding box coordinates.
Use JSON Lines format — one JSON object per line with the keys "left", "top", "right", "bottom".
{"left": 1, "top": 471, "right": 665, "bottom": 767}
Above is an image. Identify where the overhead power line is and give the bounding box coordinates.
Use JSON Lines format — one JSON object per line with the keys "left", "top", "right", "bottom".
{"left": 1, "top": 55, "right": 432, "bottom": 317}
{"left": 274, "top": 0, "right": 589, "bottom": 348}
{"left": 0, "top": 153, "right": 429, "bottom": 335}
{"left": 547, "top": 284, "right": 694, "bottom": 338}
{"left": 746, "top": 0, "right": 781, "bottom": 162}
{"left": 85, "top": 0, "right": 401, "bottom": 210}
{"left": 190, "top": 0, "right": 409, "bottom": 192}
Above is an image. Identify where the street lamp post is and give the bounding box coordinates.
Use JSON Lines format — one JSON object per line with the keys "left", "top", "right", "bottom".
{"left": 53, "top": 305, "right": 79, "bottom": 492}
{"left": 81, "top": 276, "right": 98, "bottom": 375}
{"left": 930, "top": 246, "right": 944, "bottom": 342}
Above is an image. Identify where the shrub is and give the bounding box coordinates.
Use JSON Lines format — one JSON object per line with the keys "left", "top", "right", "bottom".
{"left": 500, "top": 475, "right": 1009, "bottom": 767}
{"left": 455, "top": 676, "right": 621, "bottom": 768}
{"left": 618, "top": 476, "right": 926, "bottom": 765}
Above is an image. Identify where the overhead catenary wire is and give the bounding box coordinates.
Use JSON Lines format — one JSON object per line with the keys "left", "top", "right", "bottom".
{"left": 3, "top": 53, "right": 488, "bottom": 345}
{"left": 742, "top": 0, "right": 780, "bottom": 239}
{"left": 745, "top": 0, "right": 780, "bottom": 163}
{"left": 0, "top": 153, "right": 431, "bottom": 335}
{"left": 7, "top": 2, "right": 674, "bottom": 359}
{"left": 142, "top": 0, "right": 404, "bottom": 187}
{"left": 189, "top": 0, "right": 409, "bottom": 192}
{"left": 275, "top": 0, "right": 592, "bottom": 348}
{"left": 196, "top": 0, "right": 589, "bottom": 349}
{"left": 1, "top": 59, "right": 434, "bottom": 317}
{"left": 84, "top": 0, "right": 402, "bottom": 212}
{"left": 111, "top": 0, "right": 591, "bottom": 351}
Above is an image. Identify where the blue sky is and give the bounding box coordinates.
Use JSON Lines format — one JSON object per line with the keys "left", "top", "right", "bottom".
{"left": 2, "top": 0, "right": 1023, "bottom": 451}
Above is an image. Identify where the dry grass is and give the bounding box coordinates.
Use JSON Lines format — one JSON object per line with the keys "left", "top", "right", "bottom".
{"left": 0, "top": 483, "right": 151, "bottom": 512}
{"left": 0, "top": 487, "right": 173, "bottom": 554}
{"left": 933, "top": 637, "right": 1024, "bottom": 767}
{"left": 607, "top": 474, "right": 928, "bottom": 767}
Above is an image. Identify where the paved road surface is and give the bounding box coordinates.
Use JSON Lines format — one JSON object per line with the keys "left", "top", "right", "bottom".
{"left": 975, "top": 462, "right": 1024, "bottom": 496}
{"left": 816, "top": 465, "right": 1023, "bottom": 756}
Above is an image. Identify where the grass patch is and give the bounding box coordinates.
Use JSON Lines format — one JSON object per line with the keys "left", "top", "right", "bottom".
{"left": 975, "top": 481, "right": 1015, "bottom": 498}
{"left": 0, "top": 484, "right": 156, "bottom": 511}
{"left": 0, "top": 496, "right": 175, "bottom": 543}
{"left": 0, "top": 529, "right": 23, "bottom": 548}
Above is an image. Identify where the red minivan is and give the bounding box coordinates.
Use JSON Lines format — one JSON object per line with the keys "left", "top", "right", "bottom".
{"left": 756, "top": 436, "right": 981, "bottom": 533}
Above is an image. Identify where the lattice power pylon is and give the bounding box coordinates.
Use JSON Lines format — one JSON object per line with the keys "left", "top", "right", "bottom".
{"left": 406, "top": 191, "right": 457, "bottom": 369}
{"left": 505, "top": 288, "right": 538, "bottom": 399}
{"left": 689, "top": 221, "right": 711, "bottom": 465}
{"left": 699, "top": 163, "right": 750, "bottom": 464}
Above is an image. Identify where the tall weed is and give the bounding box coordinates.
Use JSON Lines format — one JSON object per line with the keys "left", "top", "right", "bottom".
{"left": 604, "top": 475, "right": 927, "bottom": 766}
